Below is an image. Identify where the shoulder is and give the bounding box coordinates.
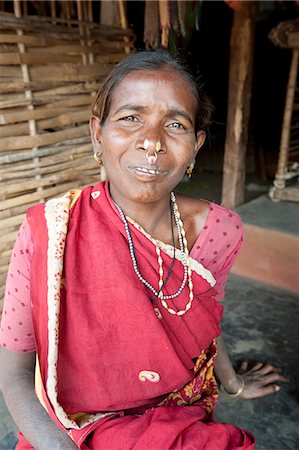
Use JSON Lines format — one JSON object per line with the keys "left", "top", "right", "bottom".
{"left": 176, "top": 194, "right": 210, "bottom": 221}
{"left": 26, "top": 186, "right": 90, "bottom": 223}
{"left": 175, "top": 195, "right": 210, "bottom": 244}
{"left": 208, "top": 202, "right": 243, "bottom": 230}
{"left": 176, "top": 195, "right": 243, "bottom": 234}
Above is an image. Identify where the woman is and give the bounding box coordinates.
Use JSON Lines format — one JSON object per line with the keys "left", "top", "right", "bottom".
{"left": 0, "top": 51, "right": 287, "bottom": 450}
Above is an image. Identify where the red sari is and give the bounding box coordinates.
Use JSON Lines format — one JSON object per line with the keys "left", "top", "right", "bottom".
{"left": 17, "top": 182, "right": 255, "bottom": 449}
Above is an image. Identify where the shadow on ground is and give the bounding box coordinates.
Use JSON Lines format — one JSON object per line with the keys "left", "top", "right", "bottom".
{"left": 215, "top": 275, "right": 299, "bottom": 450}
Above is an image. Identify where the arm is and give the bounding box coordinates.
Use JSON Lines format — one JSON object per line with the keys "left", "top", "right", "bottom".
{"left": 0, "top": 347, "right": 78, "bottom": 450}
{"left": 214, "top": 334, "right": 288, "bottom": 398}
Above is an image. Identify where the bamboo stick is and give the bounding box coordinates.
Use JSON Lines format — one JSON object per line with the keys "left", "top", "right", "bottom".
{"left": 64, "top": 1, "right": 72, "bottom": 27}
{"left": 0, "top": 157, "right": 95, "bottom": 182}
{"left": 0, "top": 81, "right": 75, "bottom": 94}
{"left": 1, "top": 59, "right": 119, "bottom": 82}
{"left": 0, "top": 203, "right": 33, "bottom": 221}
{"left": 0, "top": 181, "right": 85, "bottom": 211}
{"left": 0, "top": 139, "right": 91, "bottom": 165}
{"left": 24, "top": 42, "right": 128, "bottom": 53}
{"left": 1, "top": 122, "right": 29, "bottom": 137}
{"left": 0, "top": 96, "right": 33, "bottom": 109}
{"left": 2, "top": 153, "right": 97, "bottom": 177}
{"left": 0, "top": 213, "right": 25, "bottom": 231}
{"left": 0, "top": 98, "right": 92, "bottom": 124}
{"left": 29, "top": 62, "right": 114, "bottom": 78}
{"left": 2, "top": 109, "right": 90, "bottom": 136}
{"left": 1, "top": 161, "right": 97, "bottom": 196}
{"left": 0, "top": 255, "right": 10, "bottom": 268}
{"left": 0, "top": 13, "right": 133, "bottom": 36}
{"left": 0, "top": 124, "right": 89, "bottom": 152}
{"left": 0, "top": 233, "right": 19, "bottom": 251}
{"left": 0, "top": 66, "right": 23, "bottom": 77}
{"left": 118, "top": 0, "right": 131, "bottom": 55}
{"left": 0, "top": 141, "right": 91, "bottom": 165}
{"left": 0, "top": 156, "right": 98, "bottom": 184}
{"left": 33, "top": 82, "right": 98, "bottom": 98}
{"left": 22, "top": 0, "right": 27, "bottom": 16}
{"left": 50, "top": 0, "right": 56, "bottom": 25}
{"left": 13, "top": 0, "right": 42, "bottom": 206}
{"left": 0, "top": 34, "right": 65, "bottom": 45}
{"left": 0, "top": 53, "right": 82, "bottom": 64}
{"left": 88, "top": 0, "right": 93, "bottom": 23}
{"left": 37, "top": 110, "right": 90, "bottom": 130}
{"left": 76, "top": 0, "right": 88, "bottom": 65}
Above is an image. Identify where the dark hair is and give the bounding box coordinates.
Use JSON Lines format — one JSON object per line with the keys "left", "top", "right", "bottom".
{"left": 91, "top": 50, "right": 213, "bottom": 134}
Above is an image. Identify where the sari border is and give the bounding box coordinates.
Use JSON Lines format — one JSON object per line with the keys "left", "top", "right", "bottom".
{"left": 44, "top": 189, "right": 115, "bottom": 430}
{"left": 44, "top": 190, "right": 80, "bottom": 429}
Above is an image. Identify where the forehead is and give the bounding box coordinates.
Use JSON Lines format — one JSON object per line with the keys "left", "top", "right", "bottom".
{"left": 109, "top": 69, "right": 197, "bottom": 113}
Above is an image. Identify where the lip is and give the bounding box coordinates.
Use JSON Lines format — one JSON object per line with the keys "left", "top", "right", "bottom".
{"left": 128, "top": 165, "right": 167, "bottom": 178}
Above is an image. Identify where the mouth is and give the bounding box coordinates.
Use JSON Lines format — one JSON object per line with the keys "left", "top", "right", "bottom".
{"left": 128, "top": 166, "right": 166, "bottom": 177}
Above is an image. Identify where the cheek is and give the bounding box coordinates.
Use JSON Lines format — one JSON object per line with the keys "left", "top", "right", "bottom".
{"left": 172, "top": 138, "right": 197, "bottom": 162}
{"left": 103, "top": 128, "right": 129, "bottom": 147}
{"left": 101, "top": 128, "right": 131, "bottom": 165}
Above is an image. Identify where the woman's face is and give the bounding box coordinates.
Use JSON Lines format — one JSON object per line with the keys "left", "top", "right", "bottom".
{"left": 91, "top": 68, "right": 205, "bottom": 207}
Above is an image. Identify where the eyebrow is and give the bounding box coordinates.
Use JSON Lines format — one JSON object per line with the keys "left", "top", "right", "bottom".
{"left": 113, "top": 104, "right": 146, "bottom": 115}
{"left": 112, "top": 104, "right": 194, "bottom": 127}
{"left": 168, "top": 108, "right": 194, "bottom": 127}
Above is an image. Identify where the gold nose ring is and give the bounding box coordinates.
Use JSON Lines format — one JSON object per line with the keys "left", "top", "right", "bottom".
{"left": 143, "top": 139, "right": 162, "bottom": 152}
{"left": 155, "top": 140, "right": 161, "bottom": 152}
{"left": 146, "top": 151, "right": 158, "bottom": 165}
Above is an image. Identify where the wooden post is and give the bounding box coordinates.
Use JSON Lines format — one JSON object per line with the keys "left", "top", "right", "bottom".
{"left": 221, "top": 1, "right": 257, "bottom": 208}
{"left": 272, "top": 49, "right": 298, "bottom": 189}
{"left": 118, "top": 0, "right": 131, "bottom": 54}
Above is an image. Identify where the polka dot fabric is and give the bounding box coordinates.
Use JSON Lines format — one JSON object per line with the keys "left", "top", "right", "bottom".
{"left": 190, "top": 203, "right": 243, "bottom": 302}
{"left": 0, "top": 203, "right": 243, "bottom": 353}
{"left": 0, "top": 219, "right": 35, "bottom": 353}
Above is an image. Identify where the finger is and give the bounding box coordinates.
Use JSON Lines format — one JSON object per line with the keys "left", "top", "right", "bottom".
{"left": 242, "top": 384, "right": 280, "bottom": 399}
{"left": 249, "top": 362, "right": 264, "bottom": 372}
{"left": 254, "top": 363, "right": 282, "bottom": 375}
{"left": 259, "top": 373, "right": 289, "bottom": 385}
{"left": 242, "top": 361, "right": 264, "bottom": 375}
{"left": 238, "top": 360, "right": 248, "bottom": 374}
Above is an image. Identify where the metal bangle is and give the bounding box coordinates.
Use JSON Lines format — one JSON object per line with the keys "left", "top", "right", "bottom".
{"left": 220, "top": 374, "right": 245, "bottom": 397}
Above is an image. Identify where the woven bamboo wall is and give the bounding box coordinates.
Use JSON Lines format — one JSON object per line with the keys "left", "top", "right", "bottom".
{"left": 0, "top": 11, "right": 134, "bottom": 312}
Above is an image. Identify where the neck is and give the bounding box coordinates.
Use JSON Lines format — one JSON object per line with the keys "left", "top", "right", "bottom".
{"left": 109, "top": 186, "right": 173, "bottom": 242}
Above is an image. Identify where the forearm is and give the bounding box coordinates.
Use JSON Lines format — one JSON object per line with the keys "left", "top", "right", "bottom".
{"left": 214, "top": 335, "right": 240, "bottom": 393}
{"left": 2, "top": 372, "right": 77, "bottom": 450}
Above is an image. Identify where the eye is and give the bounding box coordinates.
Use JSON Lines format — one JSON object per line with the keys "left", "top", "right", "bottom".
{"left": 168, "top": 122, "right": 186, "bottom": 130}
{"left": 120, "top": 115, "right": 139, "bottom": 122}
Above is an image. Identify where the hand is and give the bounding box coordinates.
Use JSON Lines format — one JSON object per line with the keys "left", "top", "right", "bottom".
{"left": 237, "top": 361, "right": 289, "bottom": 399}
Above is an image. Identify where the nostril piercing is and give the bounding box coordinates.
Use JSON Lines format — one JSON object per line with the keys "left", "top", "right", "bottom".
{"left": 155, "top": 140, "right": 161, "bottom": 152}
{"left": 144, "top": 139, "right": 149, "bottom": 150}
{"left": 146, "top": 151, "right": 158, "bottom": 165}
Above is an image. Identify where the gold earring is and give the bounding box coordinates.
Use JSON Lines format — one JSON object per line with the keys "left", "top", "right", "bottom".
{"left": 186, "top": 163, "right": 194, "bottom": 179}
{"left": 94, "top": 152, "right": 103, "bottom": 166}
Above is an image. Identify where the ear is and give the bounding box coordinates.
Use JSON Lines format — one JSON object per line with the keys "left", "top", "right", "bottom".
{"left": 90, "top": 115, "right": 102, "bottom": 153}
{"left": 194, "top": 130, "right": 206, "bottom": 156}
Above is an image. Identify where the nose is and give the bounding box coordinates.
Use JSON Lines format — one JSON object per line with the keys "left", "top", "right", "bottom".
{"left": 139, "top": 138, "right": 163, "bottom": 153}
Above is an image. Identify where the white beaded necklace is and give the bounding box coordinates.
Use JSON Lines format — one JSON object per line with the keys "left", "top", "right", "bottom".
{"left": 114, "top": 192, "right": 194, "bottom": 316}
